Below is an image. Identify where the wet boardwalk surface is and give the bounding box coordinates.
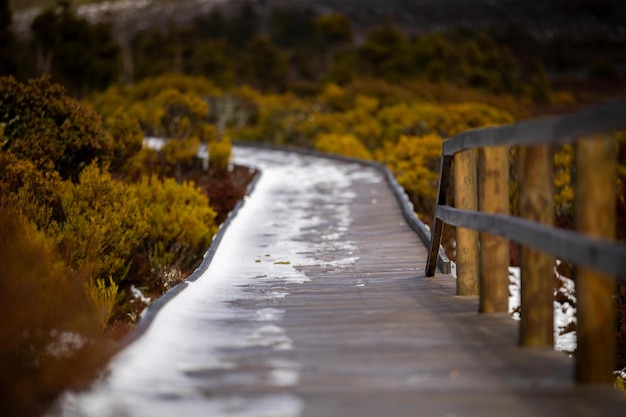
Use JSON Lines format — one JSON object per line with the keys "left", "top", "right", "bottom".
{"left": 55, "top": 146, "right": 625, "bottom": 417}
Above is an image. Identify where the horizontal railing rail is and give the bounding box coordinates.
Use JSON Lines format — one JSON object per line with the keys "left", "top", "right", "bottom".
{"left": 442, "top": 99, "right": 626, "bottom": 155}
{"left": 436, "top": 206, "right": 626, "bottom": 278}
{"left": 425, "top": 98, "right": 626, "bottom": 385}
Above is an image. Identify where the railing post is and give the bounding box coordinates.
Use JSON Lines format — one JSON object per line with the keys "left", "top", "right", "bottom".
{"left": 478, "top": 146, "right": 510, "bottom": 313}
{"left": 518, "top": 145, "right": 554, "bottom": 347}
{"left": 454, "top": 149, "right": 479, "bottom": 295}
{"left": 426, "top": 155, "right": 453, "bottom": 277}
{"left": 575, "top": 134, "right": 616, "bottom": 384}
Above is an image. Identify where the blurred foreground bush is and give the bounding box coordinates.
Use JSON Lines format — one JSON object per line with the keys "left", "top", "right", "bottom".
{"left": 0, "top": 207, "right": 112, "bottom": 417}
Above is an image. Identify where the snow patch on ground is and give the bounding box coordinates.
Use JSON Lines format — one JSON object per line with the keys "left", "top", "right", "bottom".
{"left": 46, "top": 331, "right": 91, "bottom": 359}
{"left": 130, "top": 285, "right": 151, "bottom": 304}
{"left": 508, "top": 262, "right": 577, "bottom": 353}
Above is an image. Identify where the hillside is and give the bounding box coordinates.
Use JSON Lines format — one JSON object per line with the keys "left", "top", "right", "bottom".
{"left": 12, "top": 0, "right": 626, "bottom": 39}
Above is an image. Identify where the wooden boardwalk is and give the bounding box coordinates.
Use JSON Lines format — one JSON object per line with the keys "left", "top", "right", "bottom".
{"left": 62, "top": 147, "right": 625, "bottom": 417}
{"left": 220, "top": 150, "right": 625, "bottom": 417}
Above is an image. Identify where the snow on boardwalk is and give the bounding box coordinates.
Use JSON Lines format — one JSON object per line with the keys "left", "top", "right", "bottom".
{"left": 54, "top": 146, "right": 625, "bottom": 417}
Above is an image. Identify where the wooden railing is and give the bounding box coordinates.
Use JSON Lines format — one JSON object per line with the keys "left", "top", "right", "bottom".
{"left": 425, "top": 99, "right": 626, "bottom": 385}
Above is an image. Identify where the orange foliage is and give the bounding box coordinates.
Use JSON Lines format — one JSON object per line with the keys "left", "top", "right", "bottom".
{"left": 0, "top": 208, "right": 111, "bottom": 417}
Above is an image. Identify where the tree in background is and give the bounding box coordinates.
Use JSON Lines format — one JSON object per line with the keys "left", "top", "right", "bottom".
{"left": 525, "top": 59, "right": 552, "bottom": 103}
{"left": 359, "top": 21, "right": 412, "bottom": 82}
{"left": 314, "top": 12, "right": 355, "bottom": 83}
{"left": 193, "top": 7, "right": 226, "bottom": 39}
{"left": 226, "top": 0, "right": 259, "bottom": 49}
{"left": 412, "top": 31, "right": 520, "bottom": 95}
{"left": 186, "top": 39, "right": 235, "bottom": 87}
{"left": 30, "top": 0, "right": 121, "bottom": 96}
{"left": 324, "top": 52, "right": 359, "bottom": 85}
{"left": 315, "top": 12, "right": 354, "bottom": 51}
{"left": 269, "top": 7, "right": 316, "bottom": 48}
{"left": 242, "top": 36, "right": 289, "bottom": 92}
{"left": 131, "top": 14, "right": 237, "bottom": 86}
{"left": 131, "top": 28, "right": 175, "bottom": 80}
{"left": 30, "top": 6, "right": 56, "bottom": 74}
{"left": 0, "top": 0, "right": 17, "bottom": 76}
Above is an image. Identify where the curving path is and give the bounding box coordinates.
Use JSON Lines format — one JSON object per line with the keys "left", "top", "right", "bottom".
{"left": 52, "top": 146, "right": 625, "bottom": 417}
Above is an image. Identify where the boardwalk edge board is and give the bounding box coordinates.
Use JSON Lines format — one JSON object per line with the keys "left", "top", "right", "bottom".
{"left": 437, "top": 206, "right": 626, "bottom": 279}
{"left": 119, "top": 163, "right": 263, "bottom": 348}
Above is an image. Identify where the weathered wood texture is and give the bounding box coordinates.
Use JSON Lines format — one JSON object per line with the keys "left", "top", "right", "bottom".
{"left": 425, "top": 100, "right": 626, "bottom": 386}
{"left": 575, "top": 135, "right": 617, "bottom": 384}
{"left": 454, "top": 149, "right": 479, "bottom": 295}
{"left": 224, "top": 161, "right": 625, "bottom": 417}
{"left": 519, "top": 145, "right": 555, "bottom": 347}
{"left": 478, "top": 146, "right": 510, "bottom": 313}
{"left": 426, "top": 155, "right": 453, "bottom": 277}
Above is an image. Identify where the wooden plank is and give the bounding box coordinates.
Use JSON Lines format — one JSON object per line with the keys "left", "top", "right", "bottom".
{"left": 518, "top": 145, "right": 555, "bottom": 347}
{"left": 454, "top": 149, "right": 479, "bottom": 295}
{"left": 478, "top": 146, "right": 510, "bottom": 313}
{"left": 575, "top": 134, "right": 617, "bottom": 384}
{"left": 211, "top": 152, "right": 626, "bottom": 416}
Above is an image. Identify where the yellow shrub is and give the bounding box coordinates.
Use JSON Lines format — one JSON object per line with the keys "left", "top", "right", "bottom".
{"left": 91, "top": 74, "right": 220, "bottom": 119}
{"left": 317, "top": 83, "right": 351, "bottom": 112}
{"left": 377, "top": 133, "right": 443, "bottom": 213}
{"left": 136, "top": 175, "right": 218, "bottom": 274}
{"left": 161, "top": 136, "right": 201, "bottom": 173}
{"left": 85, "top": 278, "right": 119, "bottom": 333}
{"left": 104, "top": 108, "right": 144, "bottom": 173}
{"left": 616, "top": 374, "right": 626, "bottom": 397}
{"left": 55, "top": 163, "right": 149, "bottom": 284}
{"left": 378, "top": 101, "right": 514, "bottom": 144}
{"left": 314, "top": 133, "right": 372, "bottom": 159}
{"left": 0, "top": 151, "right": 63, "bottom": 231}
{"left": 209, "top": 139, "right": 232, "bottom": 172}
